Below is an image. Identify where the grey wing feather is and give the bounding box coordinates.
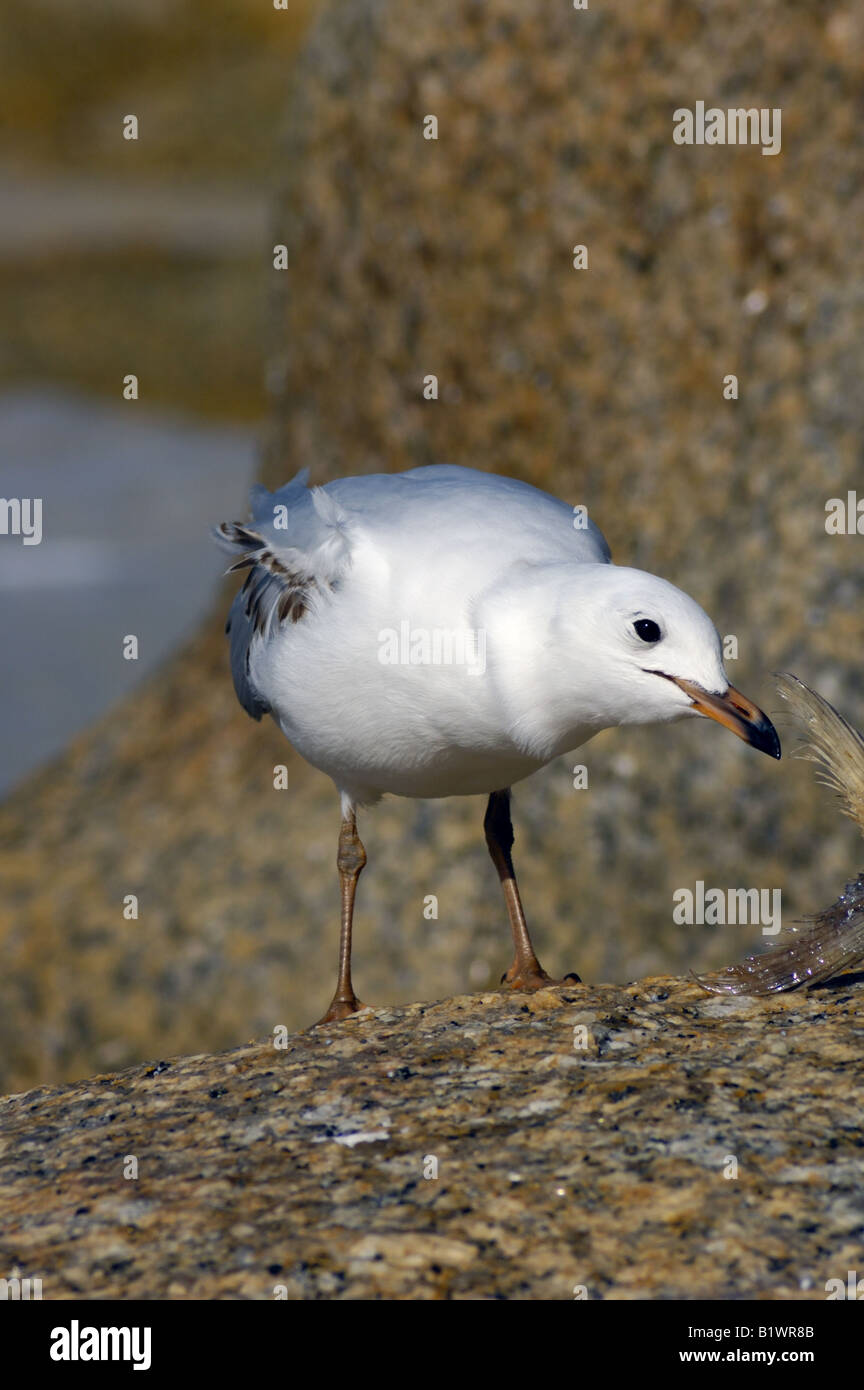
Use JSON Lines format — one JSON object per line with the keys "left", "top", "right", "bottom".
{"left": 225, "top": 590, "right": 269, "bottom": 720}
{"left": 213, "top": 467, "right": 351, "bottom": 720}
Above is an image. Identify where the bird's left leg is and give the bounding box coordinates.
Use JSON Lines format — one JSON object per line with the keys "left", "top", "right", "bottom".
{"left": 315, "top": 805, "right": 368, "bottom": 1025}
{"left": 484, "top": 788, "right": 581, "bottom": 991}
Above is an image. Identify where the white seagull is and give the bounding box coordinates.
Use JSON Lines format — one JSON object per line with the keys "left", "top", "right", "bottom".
{"left": 215, "top": 465, "right": 780, "bottom": 1023}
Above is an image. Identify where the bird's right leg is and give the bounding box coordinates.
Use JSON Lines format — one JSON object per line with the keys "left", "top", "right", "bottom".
{"left": 315, "top": 806, "right": 368, "bottom": 1025}
{"left": 484, "top": 788, "right": 581, "bottom": 991}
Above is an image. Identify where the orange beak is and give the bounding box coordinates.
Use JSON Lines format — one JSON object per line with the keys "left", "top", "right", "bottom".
{"left": 661, "top": 676, "right": 781, "bottom": 759}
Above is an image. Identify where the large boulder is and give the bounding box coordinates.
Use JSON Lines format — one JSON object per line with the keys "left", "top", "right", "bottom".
{"left": 2, "top": 979, "right": 861, "bottom": 1299}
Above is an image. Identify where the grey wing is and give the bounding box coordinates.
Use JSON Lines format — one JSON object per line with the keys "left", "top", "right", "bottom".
{"left": 399, "top": 464, "right": 612, "bottom": 564}
{"left": 225, "top": 590, "right": 269, "bottom": 720}
{"left": 315, "top": 464, "right": 612, "bottom": 567}
{"left": 213, "top": 467, "right": 351, "bottom": 720}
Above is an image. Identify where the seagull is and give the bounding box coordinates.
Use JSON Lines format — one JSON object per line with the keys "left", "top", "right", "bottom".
{"left": 214, "top": 465, "right": 780, "bottom": 1024}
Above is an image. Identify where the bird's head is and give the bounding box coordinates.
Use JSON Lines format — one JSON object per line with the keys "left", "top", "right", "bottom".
{"left": 547, "top": 565, "right": 781, "bottom": 759}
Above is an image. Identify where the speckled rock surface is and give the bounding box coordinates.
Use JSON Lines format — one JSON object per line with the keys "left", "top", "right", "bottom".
{"left": 2, "top": 977, "right": 863, "bottom": 1300}
{"left": 3, "top": 0, "right": 864, "bottom": 1097}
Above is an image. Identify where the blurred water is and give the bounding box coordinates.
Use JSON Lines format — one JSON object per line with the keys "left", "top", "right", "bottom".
{"left": 0, "top": 164, "right": 266, "bottom": 256}
{"left": 0, "top": 388, "right": 256, "bottom": 795}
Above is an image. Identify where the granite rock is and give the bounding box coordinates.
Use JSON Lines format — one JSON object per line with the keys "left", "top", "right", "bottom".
{"left": 1, "top": 977, "right": 862, "bottom": 1300}
{"left": 3, "top": 0, "right": 864, "bottom": 1095}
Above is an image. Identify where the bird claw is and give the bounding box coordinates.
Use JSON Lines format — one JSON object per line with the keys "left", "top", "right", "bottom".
{"left": 501, "top": 965, "right": 582, "bottom": 991}
{"left": 313, "top": 996, "right": 369, "bottom": 1025}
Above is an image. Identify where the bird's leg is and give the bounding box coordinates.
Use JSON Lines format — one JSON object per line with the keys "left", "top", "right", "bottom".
{"left": 484, "top": 789, "right": 551, "bottom": 988}
{"left": 315, "top": 808, "right": 368, "bottom": 1024}
{"left": 484, "top": 789, "right": 580, "bottom": 991}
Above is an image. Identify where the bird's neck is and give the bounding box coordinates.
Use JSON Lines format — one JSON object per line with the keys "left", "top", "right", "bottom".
{"left": 476, "top": 562, "right": 612, "bottom": 762}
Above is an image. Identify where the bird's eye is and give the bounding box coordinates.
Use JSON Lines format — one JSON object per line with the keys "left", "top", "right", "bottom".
{"left": 633, "top": 618, "right": 661, "bottom": 643}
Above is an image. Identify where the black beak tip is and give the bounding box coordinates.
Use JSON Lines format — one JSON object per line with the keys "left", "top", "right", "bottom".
{"left": 753, "top": 719, "right": 782, "bottom": 760}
